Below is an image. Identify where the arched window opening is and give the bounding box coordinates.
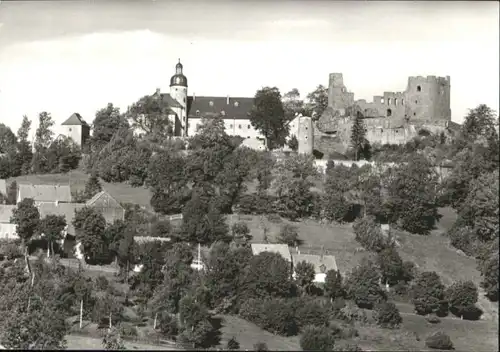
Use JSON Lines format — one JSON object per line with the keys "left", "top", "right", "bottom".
{"left": 387, "top": 109, "right": 392, "bottom": 117}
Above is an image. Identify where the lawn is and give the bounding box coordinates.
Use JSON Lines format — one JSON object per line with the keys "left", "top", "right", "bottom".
{"left": 8, "top": 170, "right": 153, "bottom": 209}
{"left": 65, "top": 334, "right": 179, "bottom": 350}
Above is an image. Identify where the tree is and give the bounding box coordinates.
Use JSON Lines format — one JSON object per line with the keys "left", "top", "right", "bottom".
{"left": 91, "top": 103, "right": 129, "bottom": 148}
{"left": 283, "top": 88, "right": 305, "bottom": 120}
{"left": 249, "top": 87, "right": 289, "bottom": 150}
{"left": 324, "top": 269, "right": 344, "bottom": 301}
{"left": 373, "top": 302, "right": 402, "bottom": 328}
{"left": 239, "top": 298, "right": 298, "bottom": 336}
{"left": 479, "top": 251, "right": 498, "bottom": 301}
{"left": 39, "top": 214, "right": 67, "bottom": 258}
{"left": 377, "top": 247, "right": 405, "bottom": 286}
{"left": 241, "top": 252, "right": 293, "bottom": 300}
{"left": 299, "top": 325, "right": 336, "bottom": 351}
{"left": 253, "top": 342, "right": 269, "bottom": 351}
{"left": 178, "top": 295, "right": 219, "bottom": 348}
{"left": 231, "top": 221, "right": 252, "bottom": 247}
{"left": 5, "top": 180, "right": 18, "bottom": 205}
{"left": 16, "top": 115, "right": 34, "bottom": 175}
{"left": 384, "top": 154, "right": 440, "bottom": 235}
{"left": 72, "top": 273, "right": 93, "bottom": 329}
{"left": 226, "top": 336, "right": 240, "bottom": 350}
{"left": 344, "top": 258, "right": 386, "bottom": 309}
{"left": 295, "top": 299, "right": 330, "bottom": 328}
{"left": 127, "top": 94, "right": 174, "bottom": 141}
{"left": 350, "top": 114, "right": 369, "bottom": 161}
{"left": 72, "top": 207, "right": 108, "bottom": 263}
{"left": 305, "top": 85, "right": 329, "bottom": 120}
{"left": 32, "top": 111, "right": 55, "bottom": 173}
{"left": 294, "top": 261, "right": 315, "bottom": 295}
{"left": 288, "top": 134, "right": 299, "bottom": 152}
{"left": 84, "top": 173, "right": 103, "bottom": 200}
{"left": 151, "top": 220, "right": 173, "bottom": 238}
{"left": 411, "top": 271, "right": 447, "bottom": 316}
{"left": 102, "top": 327, "right": 126, "bottom": 350}
{"left": 277, "top": 224, "right": 301, "bottom": 247}
{"left": 0, "top": 123, "right": 17, "bottom": 154}
{"left": 425, "top": 331, "right": 454, "bottom": 350}
{"left": 353, "top": 216, "right": 392, "bottom": 253}
{"left": 445, "top": 281, "right": 478, "bottom": 318}
{"left": 10, "top": 198, "right": 40, "bottom": 250}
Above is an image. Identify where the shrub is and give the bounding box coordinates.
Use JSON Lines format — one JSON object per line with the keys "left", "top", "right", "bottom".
{"left": 445, "top": 280, "right": 478, "bottom": 318}
{"left": 157, "top": 312, "right": 178, "bottom": 338}
{"left": 239, "top": 298, "right": 298, "bottom": 336}
{"left": 253, "top": 342, "right": 268, "bottom": 351}
{"left": 299, "top": 325, "right": 336, "bottom": 352}
{"left": 277, "top": 224, "right": 301, "bottom": 246}
{"left": 353, "top": 216, "right": 392, "bottom": 253}
{"left": 119, "top": 323, "right": 138, "bottom": 337}
{"left": 411, "top": 271, "right": 447, "bottom": 316}
{"left": 426, "top": 315, "right": 441, "bottom": 324}
{"left": 0, "top": 242, "right": 22, "bottom": 260}
{"left": 340, "top": 303, "right": 368, "bottom": 325}
{"left": 266, "top": 213, "right": 282, "bottom": 224}
{"left": 425, "top": 331, "right": 454, "bottom": 350}
{"left": 295, "top": 300, "right": 330, "bottom": 329}
{"left": 373, "top": 302, "right": 402, "bottom": 328}
{"left": 226, "top": 336, "right": 240, "bottom": 350}
{"left": 335, "top": 343, "right": 364, "bottom": 351}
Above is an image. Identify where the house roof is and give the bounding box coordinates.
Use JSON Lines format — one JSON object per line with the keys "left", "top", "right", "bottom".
{"left": 38, "top": 203, "right": 86, "bottom": 234}
{"left": 187, "top": 96, "right": 254, "bottom": 120}
{"left": 86, "top": 190, "right": 122, "bottom": 209}
{"left": 157, "top": 92, "right": 183, "bottom": 109}
{"left": 134, "top": 236, "right": 171, "bottom": 244}
{"left": 18, "top": 184, "right": 72, "bottom": 203}
{"left": 0, "top": 179, "right": 6, "bottom": 196}
{"left": 292, "top": 253, "right": 338, "bottom": 273}
{"left": 61, "top": 113, "right": 89, "bottom": 126}
{"left": 0, "top": 205, "right": 16, "bottom": 223}
{"left": 251, "top": 243, "right": 292, "bottom": 262}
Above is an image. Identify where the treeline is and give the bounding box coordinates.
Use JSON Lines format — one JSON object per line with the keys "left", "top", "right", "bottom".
{"left": 0, "top": 113, "right": 81, "bottom": 179}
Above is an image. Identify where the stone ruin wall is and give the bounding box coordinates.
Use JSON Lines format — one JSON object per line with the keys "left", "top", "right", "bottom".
{"left": 310, "top": 73, "right": 453, "bottom": 156}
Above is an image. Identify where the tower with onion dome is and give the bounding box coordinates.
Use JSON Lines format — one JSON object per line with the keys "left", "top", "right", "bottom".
{"left": 169, "top": 59, "right": 188, "bottom": 135}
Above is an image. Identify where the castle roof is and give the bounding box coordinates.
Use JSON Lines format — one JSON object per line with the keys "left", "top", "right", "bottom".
{"left": 187, "top": 96, "right": 254, "bottom": 120}
{"left": 61, "top": 113, "right": 88, "bottom": 126}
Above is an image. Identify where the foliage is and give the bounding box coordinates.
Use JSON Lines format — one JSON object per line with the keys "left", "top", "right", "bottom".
{"left": 294, "top": 299, "right": 330, "bottom": 329}
{"left": 240, "top": 252, "right": 294, "bottom": 300}
{"left": 445, "top": 280, "right": 478, "bottom": 317}
{"left": 239, "top": 298, "right": 298, "bottom": 336}
{"left": 479, "top": 251, "right": 499, "bottom": 301}
{"left": 335, "top": 343, "right": 364, "bottom": 351}
{"left": 350, "top": 114, "right": 370, "bottom": 161}
{"left": 10, "top": 197, "right": 41, "bottom": 247}
{"left": 377, "top": 247, "right": 411, "bottom": 286}
{"left": 157, "top": 312, "right": 179, "bottom": 338}
{"left": 178, "top": 295, "right": 220, "bottom": 348}
{"left": 294, "top": 261, "right": 315, "bottom": 295}
{"left": 353, "top": 216, "right": 392, "bottom": 253}
{"left": 39, "top": 214, "right": 67, "bottom": 257}
{"left": 324, "top": 269, "right": 344, "bottom": 300}
{"left": 91, "top": 103, "right": 129, "bottom": 148}
{"left": 84, "top": 173, "right": 103, "bottom": 200}
{"left": 288, "top": 134, "right": 299, "bottom": 151}
{"left": 425, "top": 331, "right": 454, "bottom": 350}
{"left": 102, "top": 327, "right": 126, "bottom": 350}
{"left": 73, "top": 207, "right": 109, "bottom": 263}
{"left": 0, "top": 123, "right": 17, "bottom": 154}
{"left": 249, "top": 87, "right": 289, "bottom": 150}
{"left": 128, "top": 94, "right": 174, "bottom": 140}
{"left": 411, "top": 271, "right": 447, "bottom": 316}
{"left": 231, "top": 221, "right": 252, "bottom": 247}
{"left": 373, "top": 302, "right": 402, "bottom": 328}
{"left": 299, "top": 325, "right": 336, "bottom": 351}
{"left": 384, "top": 154, "right": 440, "bottom": 234}
{"left": 305, "top": 85, "right": 328, "bottom": 120}
{"left": 277, "top": 223, "right": 301, "bottom": 246}
{"left": 344, "top": 258, "right": 386, "bottom": 309}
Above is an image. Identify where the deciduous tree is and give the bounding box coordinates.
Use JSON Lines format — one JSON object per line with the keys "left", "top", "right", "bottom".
{"left": 299, "top": 325, "right": 336, "bottom": 352}
{"left": 446, "top": 281, "right": 478, "bottom": 318}
{"left": 10, "top": 198, "right": 40, "bottom": 250}
{"left": 324, "top": 269, "right": 344, "bottom": 301}
{"left": 411, "top": 271, "right": 447, "bottom": 316}
{"left": 39, "top": 214, "right": 66, "bottom": 258}
{"left": 305, "top": 85, "right": 329, "bottom": 120}
{"left": 373, "top": 302, "right": 402, "bottom": 328}
{"left": 294, "top": 261, "right": 315, "bottom": 295}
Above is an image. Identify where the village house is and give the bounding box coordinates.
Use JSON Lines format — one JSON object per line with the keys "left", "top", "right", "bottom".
{"left": 17, "top": 184, "right": 72, "bottom": 205}
{"left": 0, "top": 205, "right": 18, "bottom": 240}
{"left": 251, "top": 243, "right": 293, "bottom": 263}
{"left": 291, "top": 252, "right": 338, "bottom": 284}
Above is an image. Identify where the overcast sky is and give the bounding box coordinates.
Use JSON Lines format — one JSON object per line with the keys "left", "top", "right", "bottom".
{"left": 0, "top": 0, "right": 498, "bottom": 137}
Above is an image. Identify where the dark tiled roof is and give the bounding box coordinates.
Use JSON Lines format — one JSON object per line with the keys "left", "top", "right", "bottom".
{"left": 61, "top": 113, "right": 88, "bottom": 126}
{"left": 187, "top": 96, "right": 254, "bottom": 120}
{"left": 158, "top": 93, "right": 183, "bottom": 109}
{"left": 18, "top": 184, "right": 72, "bottom": 203}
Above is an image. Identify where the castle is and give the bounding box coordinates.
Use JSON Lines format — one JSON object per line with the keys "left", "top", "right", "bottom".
{"left": 309, "top": 72, "right": 458, "bottom": 156}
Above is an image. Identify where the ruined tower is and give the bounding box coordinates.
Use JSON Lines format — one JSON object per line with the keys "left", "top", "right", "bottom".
{"left": 297, "top": 116, "right": 314, "bottom": 155}
{"left": 327, "top": 73, "right": 354, "bottom": 115}
{"left": 404, "top": 76, "right": 451, "bottom": 122}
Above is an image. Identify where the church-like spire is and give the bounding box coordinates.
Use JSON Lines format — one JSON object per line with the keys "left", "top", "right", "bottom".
{"left": 170, "top": 59, "right": 187, "bottom": 87}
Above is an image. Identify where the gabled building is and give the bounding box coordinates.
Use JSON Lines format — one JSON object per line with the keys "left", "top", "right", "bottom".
{"left": 291, "top": 252, "right": 338, "bottom": 284}
{"left": 86, "top": 191, "right": 125, "bottom": 222}
{"left": 251, "top": 243, "right": 292, "bottom": 263}
{"left": 17, "top": 184, "right": 72, "bottom": 205}
{"left": 60, "top": 113, "right": 90, "bottom": 147}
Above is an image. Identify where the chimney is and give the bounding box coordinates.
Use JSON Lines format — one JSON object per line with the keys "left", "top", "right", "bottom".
{"left": 227, "top": 95, "right": 229, "bottom": 105}
{"left": 193, "top": 92, "right": 196, "bottom": 101}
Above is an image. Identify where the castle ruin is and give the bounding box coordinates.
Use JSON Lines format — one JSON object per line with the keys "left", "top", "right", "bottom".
{"left": 310, "top": 73, "right": 457, "bottom": 156}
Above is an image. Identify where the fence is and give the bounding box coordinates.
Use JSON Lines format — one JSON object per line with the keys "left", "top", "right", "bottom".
{"left": 69, "top": 329, "right": 193, "bottom": 349}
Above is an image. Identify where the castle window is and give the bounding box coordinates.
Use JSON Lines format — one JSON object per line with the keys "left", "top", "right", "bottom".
{"left": 415, "top": 100, "right": 418, "bottom": 104}
{"left": 238, "top": 124, "right": 242, "bottom": 129}
{"left": 395, "top": 99, "right": 398, "bottom": 105}
{"left": 381, "top": 98, "right": 385, "bottom": 104}
{"left": 196, "top": 110, "right": 200, "bottom": 116}
{"left": 386, "top": 109, "right": 392, "bottom": 117}
{"left": 183, "top": 97, "right": 186, "bottom": 103}
{"left": 234, "top": 101, "right": 239, "bottom": 107}
{"left": 247, "top": 124, "right": 250, "bottom": 129}
{"left": 388, "top": 98, "right": 392, "bottom": 105}
{"left": 417, "top": 85, "right": 421, "bottom": 92}
{"left": 381, "top": 129, "right": 384, "bottom": 133}
{"left": 402, "top": 99, "right": 405, "bottom": 105}
{"left": 209, "top": 101, "right": 214, "bottom": 107}
{"left": 69, "top": 128, "right": 72, "bottom": 132}
{"left": 414, "top": 113, "right": 416, "bottom": 116}
{"left": 229, "top": 124, "right": 233, "bottom": 128}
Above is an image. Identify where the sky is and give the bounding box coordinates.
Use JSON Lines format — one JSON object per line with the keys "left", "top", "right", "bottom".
{"left": 0, "top": 0, "right": 498, "bottom": 138}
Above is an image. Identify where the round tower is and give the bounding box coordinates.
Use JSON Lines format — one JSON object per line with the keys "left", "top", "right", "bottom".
{"left": 170, "top": 59, "right": 188, "bottom": 134}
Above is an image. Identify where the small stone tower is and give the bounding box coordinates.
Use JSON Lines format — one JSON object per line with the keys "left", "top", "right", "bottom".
{"left": 297, "top": 116, "right": 314, "bottom": 155}
{"left": 405, "top": 75, "right": 451, "bottom": 122}
{"left": 169, "top": 59, "right": 188, "bottom": 134}
{"left": 60, "top": 113, "right": 90, "bottom": 147}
